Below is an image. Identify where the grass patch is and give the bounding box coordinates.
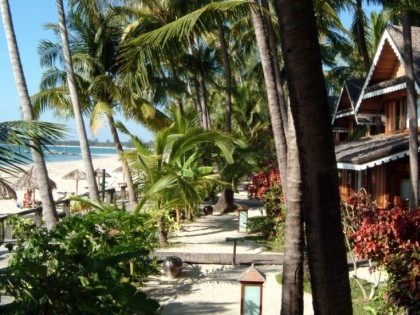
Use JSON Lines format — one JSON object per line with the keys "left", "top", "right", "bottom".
{"left": 245, "top": 235, "right": 284, "bottom": 252}
{"left": 275, "top": 274, "right": 389, "bottom": 314}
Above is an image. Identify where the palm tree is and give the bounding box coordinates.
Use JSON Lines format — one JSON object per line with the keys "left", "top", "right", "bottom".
{"left": 120, "top": 111, "right": 236, "bottom": 245}
{"left": 34, "top": 0, "right": 170, "bottom": 208}
{"left": 55, "top": 0, "right": 99, "bottom": 201}
{"left": 0, "top": 0, "right": 59, "bottom": 229}
{"left": 274, "top": 0, "right": 353, "bottom": 313}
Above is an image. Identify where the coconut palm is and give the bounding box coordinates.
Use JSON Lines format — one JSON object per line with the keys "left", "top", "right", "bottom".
{"left": 119, "top": 110, "right": 237, "bottom": 245}
{"left": 55, "top": 0, "right": 99, "bottom": 201}
{"left": 0, "top": 0, "right": 61, "bottom": 229}
{"left": 33, "top": 0, "right": 170, "bottom": 209}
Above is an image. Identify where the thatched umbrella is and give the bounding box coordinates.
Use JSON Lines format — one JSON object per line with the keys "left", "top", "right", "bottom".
{"left": 113, "top": 165, "right": 125, "bottom": 182}
{"left": 62, "top": 169, "right": 86, "bottom": 196}
{"left": 0, "top": 180, "right": 17, "bottom": 200}
{"left": 14, "top": 166, "right": 57, "bottom": 206}
{"left": 94, "top": 167, "right": 111, "bottom": 178}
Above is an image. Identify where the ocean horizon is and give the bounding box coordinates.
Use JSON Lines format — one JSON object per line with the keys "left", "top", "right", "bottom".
{"left": 9, "top": 144, "right": 119, "bottom": 163}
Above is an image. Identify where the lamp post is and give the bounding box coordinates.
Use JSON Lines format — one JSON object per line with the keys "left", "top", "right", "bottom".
{"left": 237, "top": 204, "right": 248, "bottom": 233}
{"left": 239, "top": 263, "right": 266, "bottom": 315}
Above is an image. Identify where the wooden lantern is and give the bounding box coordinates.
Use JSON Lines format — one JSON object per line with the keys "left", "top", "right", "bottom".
{"left": 239, "top": 263, "right": 266, "bottom": 315}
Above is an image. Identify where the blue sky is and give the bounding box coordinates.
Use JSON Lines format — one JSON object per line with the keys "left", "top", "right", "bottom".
{"left": 0, "top": 2, "right": 382, "bottom": 143}
{"left": 0, "top": 1, "right": 153, "bottom": 143}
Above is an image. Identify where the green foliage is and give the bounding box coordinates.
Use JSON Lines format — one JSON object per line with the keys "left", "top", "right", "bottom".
{"left": 0, "top": 208, "right": 160, "bottom": 314}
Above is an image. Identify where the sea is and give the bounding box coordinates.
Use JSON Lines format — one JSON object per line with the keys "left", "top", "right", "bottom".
{"left": 7, "top": 145, "right": 119, "bottom": 163}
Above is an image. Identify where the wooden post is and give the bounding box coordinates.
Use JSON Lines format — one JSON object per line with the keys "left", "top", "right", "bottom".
{"left": 63, "top": 200, "right": 71, "bottom": 217}
{"left": 0, "top": 220, "right": 4, "bottom": 243}
{"left": 225, "top": 236, "right": 245, "bottom": 266}
{"left": 34, "top": 209, "right": 42, "bottom": 227}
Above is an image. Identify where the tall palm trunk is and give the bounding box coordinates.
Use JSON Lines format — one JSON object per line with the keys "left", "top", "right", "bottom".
{"left": 0, "top": 0, "right": 58, "bottom": 229}
{"left": 261, "top": 0, "right": 288, "bottom": 134}
{"left": 402, "top": 11, "right": 419, "bottom": 210}
{"left": 251, "top": 4, "right": 304, "bottom": 310}
{"left": 56, "top": 0, "right": 99, "bottom": 201}
{"left": 215, "top": 15, "right": 236, "bottom": 212}
{"left": 106, "top": 114, "right": 138, "bottom": 208}
{"left": 282, "top": 106, "right": 305, "bottom": 314}
{"left": 197, "top": 65, "right": 210, "bottom": 129}
{"left": 275, "top": 0, "right": 352, "bottom": 313}
{"left": 216, "top": 15, "right": 232, "bottom": 133}
{"left": 356, "top": 0, "right": 371, "bottom": 73}
{"left": 250, "top": 0, "right": 288, "bottom": 191}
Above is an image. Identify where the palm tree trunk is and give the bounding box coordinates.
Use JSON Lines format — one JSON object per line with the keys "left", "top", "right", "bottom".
{"left": 356, "top": 0, "right": 371, "bottom": 73}
{"left": 275, "top": 0, "right": 352, "bottom": 313}
{"left": 169, "top": 59, "right": 184, "bottom": 116}
{"left": 197, "top": 65, "right": 210, "bottom": 129}
{"left": 261, "top": 0, "right": 289, "bottom": 134}
{"left": 402, "top": 10, "right": 419, "bottom": 210}
{"left": 216, "top": 15, "right": 232, "bottom": 133}
{"left": 157, "top": 217, "right": 169, "bottom": 246}
{"left": 56, "top": 0, "right": 99, "bottom": 201}
{"left": 0, "top": 0, "right": 58, "bottom": 229}
{"left": 106, "top": 114, "right": 138, "bottom": 209}
{"left": 282, "top": 106, "right": 304, "bottom": 314}
{"left": 250, "top": 0, "right": 288, "bottom": 193}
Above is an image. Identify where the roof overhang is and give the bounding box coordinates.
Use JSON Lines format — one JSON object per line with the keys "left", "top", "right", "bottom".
{"left": 337, "top": 150, "right": 409, "bottom": 171}
{"left": 335, "top": 109, "right": 354, "bottom": 119}
{"left": 333, "top": 127, "right": 349, "bottom": 133}
{"left": 363, "top": 82, "right": 406, "bottom": 99}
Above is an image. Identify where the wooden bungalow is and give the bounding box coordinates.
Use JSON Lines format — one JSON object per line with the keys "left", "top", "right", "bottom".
{"left": 335, "top": 25, "right": 420, "bottom": 208}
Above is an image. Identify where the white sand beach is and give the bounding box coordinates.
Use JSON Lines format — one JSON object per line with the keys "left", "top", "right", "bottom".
{"left": 0, "top": 155, "right": 123, "bottom": 215}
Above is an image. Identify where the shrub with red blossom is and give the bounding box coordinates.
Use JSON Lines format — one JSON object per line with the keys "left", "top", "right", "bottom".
{"left": 353, "top": 206, "right": 420, "bottom": 310}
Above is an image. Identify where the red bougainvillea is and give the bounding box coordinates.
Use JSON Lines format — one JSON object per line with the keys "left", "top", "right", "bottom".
{"left": 251, "top": 168, "right": 281, "bottom": 201}
{"left": 353, "top": 206, "right": 420, "bottom": 308}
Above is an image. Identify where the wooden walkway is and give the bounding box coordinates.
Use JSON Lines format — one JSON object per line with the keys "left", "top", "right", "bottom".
{"left": 155, "top": 251, "right": 284, "bottom": 266}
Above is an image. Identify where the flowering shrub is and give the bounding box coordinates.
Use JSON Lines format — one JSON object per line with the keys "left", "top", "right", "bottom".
{"left": 248, "top": 164, "right": 285, "bottom": 242}
{"left": 353, "top": 206, "right": 420, "bottom": 310}
{"left": 251, "top": 166, "right": 283, "bottom": 219}
{"left": 341, "top": 189, "right": 376, "bottom": 249}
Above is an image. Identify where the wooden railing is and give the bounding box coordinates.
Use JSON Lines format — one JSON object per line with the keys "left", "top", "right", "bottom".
{"left": 0, "top": 188, "right": 118, "bottom": 244}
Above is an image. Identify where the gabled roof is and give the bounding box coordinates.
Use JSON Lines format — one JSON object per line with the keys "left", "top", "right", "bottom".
{"left": 335, "top": 133, "right": 419, "bottom": 171}
{"left": 332, "top": 78, "right": 364, "bottom": 124}
{"left": 354, "top": 25, "right": 420, "bottom": 113}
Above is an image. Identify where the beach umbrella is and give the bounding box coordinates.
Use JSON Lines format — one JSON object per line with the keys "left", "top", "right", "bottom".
{"left": 14, "top": 166, "right": 57, "bottom": 191}
{"left": 113, "top": 166, "right": 123, "bottom": 173}
{"left": 94, "top": 168, "right": 111, "bottom": 178}
{"left": 14, "top": 166, "right": 57, "bottom": 206}
{"left": 0, "top": 180, "right": 17, "bottom": 200}
{"left": 62, "top": 169, "right": 86, "bottom": 195}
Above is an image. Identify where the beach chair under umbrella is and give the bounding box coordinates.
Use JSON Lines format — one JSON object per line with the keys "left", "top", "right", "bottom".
{"left": 62, "top": 169, "right": 86, "bottom": 196}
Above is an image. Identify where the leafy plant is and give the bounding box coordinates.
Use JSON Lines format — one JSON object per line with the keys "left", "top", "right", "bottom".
{"left": 353, "top": 206, "right": 420, "bottom": 312}
{"left": 0, "top": 205, "right": 160, "bottom": 314}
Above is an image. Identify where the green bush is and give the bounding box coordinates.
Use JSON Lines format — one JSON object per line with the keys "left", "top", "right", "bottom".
{"left": 0, "top": 208, "right": 160, "bottom": 314}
